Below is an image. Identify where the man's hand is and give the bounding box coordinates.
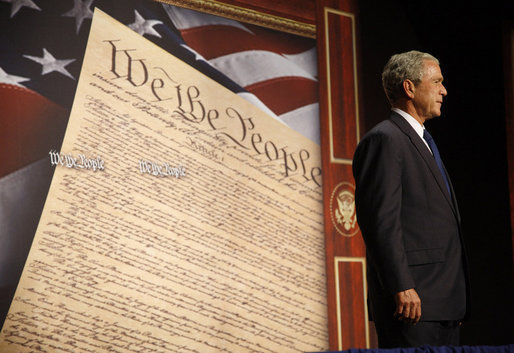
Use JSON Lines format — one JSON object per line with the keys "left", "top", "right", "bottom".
{"left": 394, "top": 288, "right": 421, "bottom": 324}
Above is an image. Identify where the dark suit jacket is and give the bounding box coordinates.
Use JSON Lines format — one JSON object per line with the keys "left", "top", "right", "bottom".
{"left": 352, "top": 112, "right": 469, "bottom": 322}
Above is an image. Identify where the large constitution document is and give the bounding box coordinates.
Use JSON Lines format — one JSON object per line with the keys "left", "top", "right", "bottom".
{"left": 0, "top": 9, "right": 327, "bottom": 353}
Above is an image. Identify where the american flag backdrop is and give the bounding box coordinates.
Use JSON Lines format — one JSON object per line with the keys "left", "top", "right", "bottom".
{"left": 0, "top": 0, "right": 319, "bottom": 176}
{"left": 0, "top": 0, "right": 319, "bottom": 328}
{"left": 163, "top": 5, "right": 319, "bottom": 143}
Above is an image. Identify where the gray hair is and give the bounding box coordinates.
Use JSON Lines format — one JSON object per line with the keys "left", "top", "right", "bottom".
{"left": 382, "top": 50, "right": 439, "bottom": 104}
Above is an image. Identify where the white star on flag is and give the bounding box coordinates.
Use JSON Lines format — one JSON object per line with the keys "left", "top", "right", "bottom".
{"left": 62, "top": 0, "right": 94, "bottom": 34}
{"left": 128, "top": 10, "right": 163, "bottom": 38}
{"left": 0, "top": 67, "right": 30, "bottom": 86}
{"left": 1, "top": 0, "right": 41, "bottom": 18}
{"left": 23, "top": 48, "right": 76, "bottom": 80}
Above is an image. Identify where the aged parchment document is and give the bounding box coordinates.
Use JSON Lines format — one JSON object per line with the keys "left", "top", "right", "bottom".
{"left": 0, "top": 9, "right": 327, "bottom": 353}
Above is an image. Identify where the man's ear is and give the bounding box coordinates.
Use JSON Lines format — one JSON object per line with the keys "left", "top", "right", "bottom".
{"left": 402, "top": 79, "right": 416, "bottom": 99}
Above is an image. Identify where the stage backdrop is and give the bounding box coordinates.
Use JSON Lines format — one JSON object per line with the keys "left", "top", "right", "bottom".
{"left": 0, "top": 2, "right": 328, "bottom": 353}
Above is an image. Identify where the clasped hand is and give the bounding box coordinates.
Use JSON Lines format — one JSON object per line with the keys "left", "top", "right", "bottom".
{"left": 394, "top": 288, "right": 421, "bottom": 324}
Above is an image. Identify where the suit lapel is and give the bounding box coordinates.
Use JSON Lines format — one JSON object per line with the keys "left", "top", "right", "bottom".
{"left": 443, "top": 163, "right": 462, "bottom": 223}
{"left": 389, "top": 113, "right": 457, "bottom": 214}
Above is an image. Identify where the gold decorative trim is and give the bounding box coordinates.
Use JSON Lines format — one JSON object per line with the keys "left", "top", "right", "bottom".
{"left": 334, "top": 256, "right": 369, "bottom": 349}
{"left": 154, "top": 0, "right": 316, "bottom": 38}
{"left": 324, "top": 7, "right": 360, "bottom": 165}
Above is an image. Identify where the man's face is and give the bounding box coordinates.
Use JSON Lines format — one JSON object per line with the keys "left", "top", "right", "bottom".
{"left": 412, "top": 60, "right": 447, "bottom": 121}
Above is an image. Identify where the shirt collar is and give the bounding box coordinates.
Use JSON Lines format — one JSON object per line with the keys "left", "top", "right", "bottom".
{"left": 392, "top": 108, "right": 425, "bottom": 139}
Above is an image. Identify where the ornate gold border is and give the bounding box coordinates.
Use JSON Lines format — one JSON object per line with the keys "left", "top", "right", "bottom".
{"left": 324, "top": 7, "right": 360, "bottom": 165}
{"left": 154, "top": 0, "right": 316, "bottom": 38}
{"left": 334, "top": 256, "right": 369, "bottom": 349}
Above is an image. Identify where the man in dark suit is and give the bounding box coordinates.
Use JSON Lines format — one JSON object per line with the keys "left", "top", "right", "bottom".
{"left": 352, "top": 50, "right": 469, "bottom": 347}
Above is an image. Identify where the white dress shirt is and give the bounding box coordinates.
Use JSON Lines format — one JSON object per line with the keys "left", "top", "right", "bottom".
{"left": 392, "top": 108, "right": 432, "bottom": 153}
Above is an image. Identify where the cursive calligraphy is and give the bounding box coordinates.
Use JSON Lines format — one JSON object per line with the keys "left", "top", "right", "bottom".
{"left": 103, "top": 39, "right": 321, "bottom": 187}
{"left": 139, "top": 159, "right": 186, "bottom": 178}
{"left": 49, "top": 150, "right": 105, "bottom": 172}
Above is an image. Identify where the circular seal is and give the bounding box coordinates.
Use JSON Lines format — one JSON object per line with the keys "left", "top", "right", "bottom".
{"left": 329, "top": 181, "right": 359, "bottom": 237}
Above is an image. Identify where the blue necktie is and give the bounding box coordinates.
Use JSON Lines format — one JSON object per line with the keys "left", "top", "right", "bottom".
{"left": 423, "top": 129, "right": 451, "bottom": 196}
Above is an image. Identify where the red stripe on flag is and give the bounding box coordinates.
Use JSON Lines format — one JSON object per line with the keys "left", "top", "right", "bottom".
{"left": 180, "top": 24, "right": 315, "bottom": 60}
{"left": 0, "top": 84, "right": 68, "bottom": 178}
{"left": 245, "top": 77, "right": 318, "bottom": 116}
